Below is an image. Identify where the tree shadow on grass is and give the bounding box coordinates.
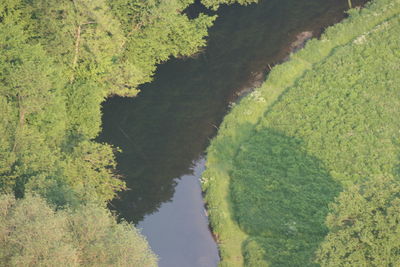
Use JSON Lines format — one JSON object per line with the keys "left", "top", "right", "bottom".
{"left": 230, "top": 128, "right": 341, "bottom": 266}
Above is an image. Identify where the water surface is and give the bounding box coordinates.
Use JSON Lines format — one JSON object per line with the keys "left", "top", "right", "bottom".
{"left": 99, "top": 0, "right": 366, "bottom": 266}
{"left": 137, "top": 158, "right": 219, "bottom": 267}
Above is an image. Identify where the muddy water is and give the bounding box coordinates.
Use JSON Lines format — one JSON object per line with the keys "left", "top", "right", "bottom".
{"left": 99, "top": 0, "right": 367, "bottom": 266}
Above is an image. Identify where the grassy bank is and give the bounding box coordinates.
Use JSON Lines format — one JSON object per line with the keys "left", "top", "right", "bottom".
{"left": 201, "top": 0, "right": 400, "bottom": 266}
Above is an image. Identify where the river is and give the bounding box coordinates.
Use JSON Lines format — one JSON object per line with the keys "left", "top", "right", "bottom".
{"left": 99, "top": 0, "right": 367, "bottom": 266}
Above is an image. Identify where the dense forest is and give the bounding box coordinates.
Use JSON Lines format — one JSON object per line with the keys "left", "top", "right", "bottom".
{"left": 202, "top": 0, "right": 400, "bottom": 266}
{"left": 0, "top": 0, "right": 256, "bottom": 265}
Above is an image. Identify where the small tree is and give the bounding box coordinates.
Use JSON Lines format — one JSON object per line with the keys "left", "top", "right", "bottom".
{"left": 316, "top": 176, "right": 400, "bottom": 266}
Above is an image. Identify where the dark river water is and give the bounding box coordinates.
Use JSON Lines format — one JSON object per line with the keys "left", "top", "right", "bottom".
{"left": 99, "top": 0, "right": 366, "bottom": 266}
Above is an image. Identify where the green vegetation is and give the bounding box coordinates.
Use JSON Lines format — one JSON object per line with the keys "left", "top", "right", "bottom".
{"left": 0, "top": 0, "right": 252, "bottom": 206}
{"left": 0, "top": 0, "right": 256, "bottom": 265}
{"left": 316, "top": 176, "right": 400, "bottom": 266}
{"left": 202, "top": 0, "right": 257, "bottom": 10}
{"left": 232, "top": 130, "right": 340, "bottom": 266}
{"left": 0, "top": 194, "right": 157, "bottom": 266}
{"left": 202, "top": 0, "right": 400, "bottom": 266}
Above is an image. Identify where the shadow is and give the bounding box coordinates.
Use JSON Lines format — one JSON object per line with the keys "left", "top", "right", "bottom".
{"left": 230, "top": 128, "right": 341, "bottom": 266}
{"left": 98, "top": 0, "right": 365, "bottom": 224}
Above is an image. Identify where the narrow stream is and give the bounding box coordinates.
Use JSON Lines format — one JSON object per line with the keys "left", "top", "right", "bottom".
{"left": 99, "top": 0, "right": 367, "bottom": 266}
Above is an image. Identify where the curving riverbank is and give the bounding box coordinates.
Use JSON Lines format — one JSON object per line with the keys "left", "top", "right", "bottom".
{"left": 100, "top": 1, "right": 376, "bottom": 266}
{"left": 202, "top": 0, "right": 400, "bottom": 265}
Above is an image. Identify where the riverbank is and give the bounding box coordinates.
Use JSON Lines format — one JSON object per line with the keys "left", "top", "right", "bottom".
{"left": 99, "top": 1, "right": 367, "bottom": 265}
{"left": 202, "top": 0, "right": 400, "bottom": 265}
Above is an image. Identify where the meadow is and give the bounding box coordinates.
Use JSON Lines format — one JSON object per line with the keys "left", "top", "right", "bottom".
{"left": 202, "top": 0, "right": 400, "bottom": 265}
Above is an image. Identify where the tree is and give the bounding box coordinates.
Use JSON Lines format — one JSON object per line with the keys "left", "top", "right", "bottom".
{"left": 109, "top": 0, "right": 216, "bottom": 94}
{"left": 201, "top": 0, "right": 258, "bottom": 10}
{"left": 0, "top": 20, "right": 65, "bottom": 194}
{"left": 0, "top": 0, "right": 262, "bottom": 207}
{"left": 0, "top": 194, "right": 157, "bottom": 267}
{"left": 0, "top": 194, "right": 78, "bottom": 266}
{"left": 316, "top": 176, "right": 400, "bottom": 266}
{"left": 67, "top": 202, "right": 157, "bottom": 267}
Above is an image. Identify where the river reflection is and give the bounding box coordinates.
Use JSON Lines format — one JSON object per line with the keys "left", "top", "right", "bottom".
{"left": 100, "top": 0, "right": 366, "bottom": 223}
{"left": 99, "top": 0, "right": 366, "bottom": 265}
{"left": 137, "top": 158, "right": 219, "bottom": 267}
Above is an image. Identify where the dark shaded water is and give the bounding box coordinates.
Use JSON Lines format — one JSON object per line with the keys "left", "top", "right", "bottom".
{"left": 99, "top": 0, "right": 366, "bottom": 266}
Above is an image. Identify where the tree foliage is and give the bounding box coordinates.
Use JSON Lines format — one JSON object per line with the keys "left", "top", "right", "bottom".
{"left": 0, "top": 0, "right": 260, "bottom": 264}
{"left": 202, "top": 0, "right": 258, "bottom": 10}
{"left": 109, "top": 0, "right": 216, "bottom": 92}
{"left": 0, "top": 0, "right": 254, "bottom": 206}
{"left": 0, "top": 20, "right": 66, "bottom": 196}
{"left": 0, "top": 19, "right": 125, "bottom": 205}
{"left": 0, "top": 194, "right": 157, "bottom": 267}
{"left": 316, "top": 176, "right": 400, "bottom": 267}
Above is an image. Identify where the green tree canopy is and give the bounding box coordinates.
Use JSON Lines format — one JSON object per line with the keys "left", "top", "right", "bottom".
{"left": 201, "top": 0, "right": 258, "bottom": 10}
{"left": 0, "top": 20, "right": 65, "bottom": 194}
{"left": 0, "top": 194, "right": 157, "bottom": 267}
{"left": 0, "top": 0, "right": 257, "bottom": 208}
{"left": 316, "top": 176, "right": 400, "bottom": 266}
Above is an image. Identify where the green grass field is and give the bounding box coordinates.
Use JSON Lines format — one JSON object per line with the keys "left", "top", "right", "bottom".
{"left": 202, "top": 0, "right": 400, "bottom": 265}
